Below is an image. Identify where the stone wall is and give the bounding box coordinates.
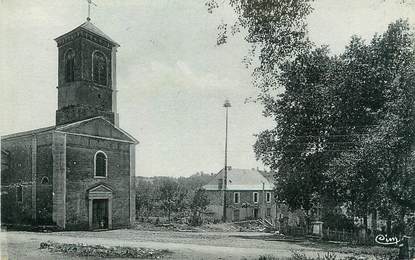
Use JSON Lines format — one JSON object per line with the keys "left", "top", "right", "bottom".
{"left": 1, "top": 131, "right": 54, "bottom": 225}
{"left": 52, "top": 132, "right": 66, "bottom": 228}
{"left": 36, "top": 133, "right": 54, "bottom": 224}
{"left": 205, "top": 190, "right": 277, "bottom": 222}
{"left": 56, "top": 31, "right": 115, "bottom": 125}
{"left": 65, "top": 134, "right": 131, "bottom": 230}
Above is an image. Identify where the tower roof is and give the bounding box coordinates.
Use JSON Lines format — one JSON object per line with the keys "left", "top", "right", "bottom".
{"left": 55, "top": 20, "right": 120, "bottom": 47}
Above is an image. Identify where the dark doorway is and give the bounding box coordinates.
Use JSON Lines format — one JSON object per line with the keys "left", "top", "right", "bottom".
{"left": 92, "top": 199, "right": 108, "bottom": 229}
{"left": 253, "top": 208, "right": 259, "bottom": 219}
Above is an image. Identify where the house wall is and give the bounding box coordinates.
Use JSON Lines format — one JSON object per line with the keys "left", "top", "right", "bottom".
{"left": 1, "top": 132, "right": 54, "bottom": 225}
{"left": 205, "top": 190, "right": 277, "bottom": 222}
{"left": 65, "top": 133, "right": 131, "bottom": 230}
{"left": 205, "top": 190, "right": 223, "bottom": 220}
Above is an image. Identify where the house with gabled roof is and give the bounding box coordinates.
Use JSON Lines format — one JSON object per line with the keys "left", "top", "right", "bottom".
{"left": 203, "top": 167, "right": 277, "bottom": 222}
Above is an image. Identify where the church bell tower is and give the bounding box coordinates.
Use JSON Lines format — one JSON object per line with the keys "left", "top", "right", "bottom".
{"left": 55, "top": 19, "right": 120, "bottom": 126}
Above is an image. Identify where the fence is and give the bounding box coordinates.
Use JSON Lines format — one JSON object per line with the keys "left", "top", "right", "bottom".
{"left": 281, "top": 225, "right": 379, "bottom": 244}
{"left": 323, "top": 228, "right": 381, "bottom": 245}
{"left": 324, "top": 228, "right": 356, "bottom": 242}
{"left": 282, "top": 226, "right": 308, "bottom": 237}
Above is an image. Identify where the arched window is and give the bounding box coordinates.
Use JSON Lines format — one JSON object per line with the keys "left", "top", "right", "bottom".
{"left": 92, "top": 51, "right": 107, "bottom": 85}
{"left": 65, "top": 49, "right": 75, "bottom": 82}
{"left": 94, "top": 151, "right": 107, "bottom": 178}
{"left": 41, "top": 176, "right": 49, "bottom": 185}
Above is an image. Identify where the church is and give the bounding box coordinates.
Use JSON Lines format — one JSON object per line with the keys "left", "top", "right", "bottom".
{"left": 1, "top": 18, "right": 138, "bottom": 230}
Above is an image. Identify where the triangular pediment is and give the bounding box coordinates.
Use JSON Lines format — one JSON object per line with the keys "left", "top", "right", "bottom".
{"left": 88, "top": 184, "right": 113, "bottom": 193}
{"left": 56, "top": 117, "right": 138, "bottom": 144}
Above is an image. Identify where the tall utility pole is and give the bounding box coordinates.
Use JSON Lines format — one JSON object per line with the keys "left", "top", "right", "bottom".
{"left": 262, "top": 182, "right": 265, "bottom": 219}
{"left": 222, "top": 99, "right": 231, "bottom": 222}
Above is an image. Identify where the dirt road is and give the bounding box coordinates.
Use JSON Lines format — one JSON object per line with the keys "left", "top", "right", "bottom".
{"left": 0, "top": 229, "right": 337, "bottom": 260}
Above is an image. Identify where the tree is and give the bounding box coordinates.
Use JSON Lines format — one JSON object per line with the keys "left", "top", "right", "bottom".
{"left": 135, "top": 173, "right": 212, "bottom": 221}
{"left": 157, "top": 178, "right": 188, "bottom": 222}
{"left": 254, "top": 19, "right": 415, "bottom": 234}
{"left": 177, "top": 172, "right": 213, "bottom": 192}
{"left": 208, "top": 1, "right": 415, "bottom": 233}
{"left": 189, "top": 189, "right": 210, "bottom": 226}
{"left": 254, "top": 46, "right": 338, "bottom": 223}
{"left": 207, "top": 1, "right": 324, "bottom": 223}
{"left": 207, "top": 0, "right": 314, "bottom": 97}
{"left": 326, "top": 20, "right": 415, "bottom": 234}
{"left": 135, "top": 178, "right": 156, "bottom": 217}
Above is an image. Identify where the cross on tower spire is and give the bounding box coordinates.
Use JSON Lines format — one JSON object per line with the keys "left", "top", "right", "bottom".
{"left": 86, "top": 0, "right": 97, "bottom": 21}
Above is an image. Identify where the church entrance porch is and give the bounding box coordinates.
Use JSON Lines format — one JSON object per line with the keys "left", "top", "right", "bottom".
{"left": 87, "top": 184, "right": 113, "bottom": 230}
{"left": 92, "top": 199, "right": 109, "bottom": 229}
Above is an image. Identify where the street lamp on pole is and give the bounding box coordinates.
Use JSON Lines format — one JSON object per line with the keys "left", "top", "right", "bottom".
{"left": 223, "top": 99, "right": 231, "bottom": 222}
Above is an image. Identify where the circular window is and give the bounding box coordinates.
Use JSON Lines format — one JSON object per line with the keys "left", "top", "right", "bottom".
{"left": 41, "top": 177, "right": 49, "bottom": 184}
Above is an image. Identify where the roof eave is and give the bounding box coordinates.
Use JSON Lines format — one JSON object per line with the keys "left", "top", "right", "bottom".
{"left": 54, "top": 27, "right": 120, "bottom": 48}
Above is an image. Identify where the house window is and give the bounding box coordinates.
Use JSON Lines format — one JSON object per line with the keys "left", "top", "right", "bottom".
{"left": 253, "top": 192, "right": 259, "bottom": 203}
{"left": 233, "top": 192, "right": 240, "bottom": 204}
{"left": 17, "top": 185, "right": 23, "bottom": 202}
{"left": 65, "top": 49, "right": 75, "bottom": 82}
{"left": 94, "top": 151, "right": 107, "bottom": 178}
{"left": 41, "top": 176, "right": 49, "bottom": 184}
{"left": 93, "top": 51, "right": 107, "bottom": 85}
{"left": 266, "top": 192, "right": 272, "bottom": 203}
{"left": 266, "top": 208, "right": 271, "bottom": 217}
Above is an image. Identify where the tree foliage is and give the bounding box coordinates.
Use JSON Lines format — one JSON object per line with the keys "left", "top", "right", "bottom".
{"left": 157, "top": 178, "right": 188, "bottom": 221}
{"left": 135, "top": 173, "right": 212, "bottom": 223}
{"left": 207, "top": 0, "right": 314, "bottom": 95}
{"left": 253, "top": 19, "right": 415, "bottom": 232}
{"left": 189, "top": 189, "right": 210, "bottom": 226}
{"left": 207, "top": 0, "right": 415, "bottom": 233}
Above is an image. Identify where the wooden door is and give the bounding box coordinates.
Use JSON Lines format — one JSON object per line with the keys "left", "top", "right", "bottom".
{"left": 92, "top": 199, "right": 108, "bottom": 229}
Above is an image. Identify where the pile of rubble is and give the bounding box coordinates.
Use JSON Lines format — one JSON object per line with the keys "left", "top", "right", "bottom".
{"left": 134, "top": 221, "right": 200, "bottom": 232}
{"left": 39, "top": 241, "right": 171, "bottom": 259}
{"left": 233, "top": 219, "right": 276, "bottom": 232}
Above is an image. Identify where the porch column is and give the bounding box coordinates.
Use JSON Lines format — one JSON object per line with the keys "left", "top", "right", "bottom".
{"left": 108, "top": 197, "right": 113, "bottom": 229}
{"left": 88, "top": 198, "right": 93, "bottom": 230}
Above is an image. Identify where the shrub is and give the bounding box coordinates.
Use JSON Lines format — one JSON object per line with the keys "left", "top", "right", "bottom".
{"left": 39, "top": 241, "right": 171, "bottom": 258}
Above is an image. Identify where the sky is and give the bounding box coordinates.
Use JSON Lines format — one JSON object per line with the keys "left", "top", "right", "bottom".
{"left": 1, "top": 0, "right": 414, "bottom": 177}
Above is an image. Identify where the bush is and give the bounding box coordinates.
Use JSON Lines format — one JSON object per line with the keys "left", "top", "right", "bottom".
{"left": 322, "top": 212, "right": 355, "bottom": 232}
{"left": 39, "top": 241, "right": 171, "bottom": 258}
{"left": 189, "top": 214, "right": 203, "bottom": 226}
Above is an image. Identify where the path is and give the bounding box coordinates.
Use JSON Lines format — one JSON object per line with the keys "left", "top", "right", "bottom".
{"left": 0, "top": 229, "right": 340, "bottom": 260}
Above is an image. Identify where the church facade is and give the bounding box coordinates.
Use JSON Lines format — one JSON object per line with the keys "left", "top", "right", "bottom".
{"left": 1, "top": 19, "right": 138, "bottom": 230}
